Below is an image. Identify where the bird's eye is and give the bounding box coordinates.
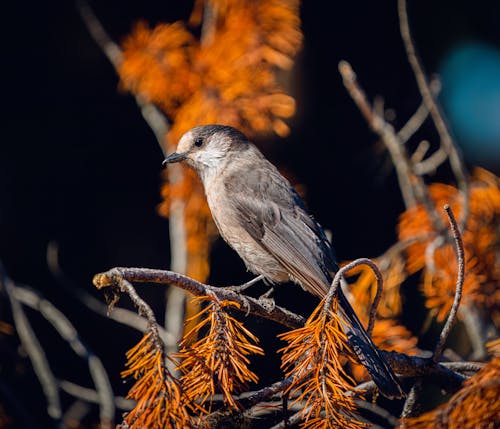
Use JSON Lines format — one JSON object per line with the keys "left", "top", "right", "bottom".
{"left": 194, "top": 137, "right": 204, "bottom": 147}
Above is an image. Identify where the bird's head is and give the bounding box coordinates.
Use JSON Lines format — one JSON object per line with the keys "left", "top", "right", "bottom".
{"left": 163, "top": 125, "right": 249, "bottom": 176}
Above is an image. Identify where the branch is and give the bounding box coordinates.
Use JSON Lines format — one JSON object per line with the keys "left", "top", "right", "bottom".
{"left": 8, "top": 284, "right": 115, "bottom": 428}
{"left": 397, "top": 0, "right": 469, "bottom": 229}
{"left": 93, "top": 266, "right": 474, "bottom": 395}
{"left": 59, "top": 380, "right": 134, "bottom": 410}
{"left": 338, "top": 60, "right": 417, "bottom": 208}
{"left": 400, "top": 381, "right": 422, "bottom": 419}
{"left": 338, "top": 61, "right": 446, "bottom": 236}
{"left": 3, "top": 278, "right": 62, "bottom": 421}
{"left": 397, "top": 102, "right": 428, "bottom": 144}
{"left": 77, "top": 0, "right": 168, "bottom": 151}
{"left": 94, "top": 267, "right": 306, "bottom": 329}
{"left": 433, "top": 205, "right": 464, "bottom": 362}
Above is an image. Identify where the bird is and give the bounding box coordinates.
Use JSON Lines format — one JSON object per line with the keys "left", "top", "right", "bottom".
{"left": 163, "top": 124, "right": 403, "bottom": 398}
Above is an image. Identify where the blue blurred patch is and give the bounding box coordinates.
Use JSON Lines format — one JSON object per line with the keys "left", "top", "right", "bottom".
{"left": 439, "top": 41, "right": 500, "bottom": 168}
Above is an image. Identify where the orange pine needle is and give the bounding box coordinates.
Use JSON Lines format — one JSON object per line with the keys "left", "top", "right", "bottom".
{"left": 398, "top": 168, "right": 500, "bottom": 323}
{"left": 120, "top": 333, "right": 191, "bottom": 428}
{"left": 279, "top": 300, "right": 368, "bottom": 429}
{"left": 176, "top": 295, "right": 264, "bottom": 413}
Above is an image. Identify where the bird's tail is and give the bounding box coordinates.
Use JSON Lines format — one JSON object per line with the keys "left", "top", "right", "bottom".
{"left": 337, "top": 290, "right": 404, "bottom": 399}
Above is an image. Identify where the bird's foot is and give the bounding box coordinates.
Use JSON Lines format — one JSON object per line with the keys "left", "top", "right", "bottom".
{"left": 227, "top": 274, "right": 264, "bottom": 293}
{"left": 258, "top": 287, "right": 275, "bottom": 312}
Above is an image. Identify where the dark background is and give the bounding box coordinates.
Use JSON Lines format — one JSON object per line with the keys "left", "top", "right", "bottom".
{"left": 1, "top": 1, "right": 499, "bottom": 427}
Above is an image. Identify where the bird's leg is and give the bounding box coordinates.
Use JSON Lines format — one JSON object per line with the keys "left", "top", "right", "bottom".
{"left": 227, "top": 274, "right": 265, "bottom": 293}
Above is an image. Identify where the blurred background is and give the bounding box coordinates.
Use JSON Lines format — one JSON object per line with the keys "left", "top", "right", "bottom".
{"left": 1, "top": 0, "right": 499, "bottom": 427}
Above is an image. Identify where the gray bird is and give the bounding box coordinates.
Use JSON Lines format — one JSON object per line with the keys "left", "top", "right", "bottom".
{"left": 164, "top": 124, "right": 403, "bottom": 398}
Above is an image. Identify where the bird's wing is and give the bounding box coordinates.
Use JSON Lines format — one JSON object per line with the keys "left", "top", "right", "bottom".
{"left": 225, "top": 159, "right": 337, "bottom": 297}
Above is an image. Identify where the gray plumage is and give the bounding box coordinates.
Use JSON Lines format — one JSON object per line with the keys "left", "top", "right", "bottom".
{"left": 164, "top": 124, "right": 403, "bottom": 398}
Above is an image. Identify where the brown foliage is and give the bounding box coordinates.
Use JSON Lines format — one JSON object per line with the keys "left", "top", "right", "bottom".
{"left": 399, "top": 168, "right": 500, "bottom": 324}
{"left": 120, "top": 333, "right": 191, "bottom": 428}
{"left": 280, "top": 299, "right": 367, "bottom": 429}
{"left": 176, "top": 295, "right": 264, "bottom": 413}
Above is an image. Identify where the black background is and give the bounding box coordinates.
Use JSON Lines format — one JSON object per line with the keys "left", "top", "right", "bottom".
{"left": 1, "top": 1, "right": 499, "bottom": 427}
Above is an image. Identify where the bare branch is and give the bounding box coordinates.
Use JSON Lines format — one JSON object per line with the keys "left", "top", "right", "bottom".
{"left": 94, "top": 267, "right": 306, "bottom": 329}
{"left": 441, "top": 361, "right": 485, "bottom": 373}
{"left": 400, "top": 381, "right": 422, "bottom": 419}
{"left": 398, "top": 0, "right": 469, "bottom": 229}
{"left": 433, "top": 205, "right": 464, "bottom": 362}
{"left": 9, "top": 285, "right": 115, "bottom": 428}
{"left": 324, "top": 258, "right": 383, "bottom": 335}
{"left": 339, "top": 60, "right": 417, "bottom": 208}
{"left": 76, "top": 0, "right": 122, "bottom": 66}
{"left": 59, "top": 380, "right": 134, "bottom": 410}
{"left": 397, "top": 102, "right": 428, "bottom": 143}
{"left": 77, "top": 0, "right": 169, "bottom": 151}
{"left": 413, "top": 147, "right": 448, "bottom": 175}
{"left": 338, "top": 61, "right": 446, "bottom": 236}
{"left": 4, "top": 279, "right": 62, "bottom": 421}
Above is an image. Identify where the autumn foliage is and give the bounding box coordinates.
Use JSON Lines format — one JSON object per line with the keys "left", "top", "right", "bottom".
{"left": 399, "top": 168, "right": 500, "bottom": 324}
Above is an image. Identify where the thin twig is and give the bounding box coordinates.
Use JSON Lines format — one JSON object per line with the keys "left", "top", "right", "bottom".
{"left": 397, "top": 102, "right": 428, "bottom": 143}
{"left": 433, "top": 205, "right": 464, "bottom": 362}
{"left": 400, "top": 381, "right": 422, "bottom": 418}
{"left": 339, "top": 60, "right": 416, "bottom": 208}
{"left": 460, "top": 305, "right": 488, "bottom": 359}
{"left": 326, "top": 258, "right": 383, "bottom": 335}
{"left": 10, "top": 285, "right": 115, "bottom": 428}
{"left": 398, "top": 0, "right": 469, "bottom": 230}
{"left": 410, "top": 140, "right": 430, "bottom": 164}
{"left": 413, "top": 147, "right": 448, "bottom": 175}
{"left": 4, "top": 280, "right": 62, "bottom": 421}
{"left": 441, "top": 361, "right": 485, "bottom": 373}
{"left": 59, "top": 380, "right": 134, "bottom": 410}
{"left": 339, "top": 61, "right": 446, "bottom": 237}
{"left": 77, "top": 0, "right": 168, "bottom": 152}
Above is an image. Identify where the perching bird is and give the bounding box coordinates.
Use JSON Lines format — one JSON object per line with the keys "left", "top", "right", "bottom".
{"left": 163, "top": 124, "right": 403, "bottom": 398}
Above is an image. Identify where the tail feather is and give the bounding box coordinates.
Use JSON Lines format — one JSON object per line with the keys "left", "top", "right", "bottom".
{"left": 337, "top": 290, "right": 404, "bottom": 399}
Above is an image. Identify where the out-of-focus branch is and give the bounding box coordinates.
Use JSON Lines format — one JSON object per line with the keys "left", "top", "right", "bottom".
{"left": 398, "top": 0, "right": 469, "bottom": 229}
{"left": 77, "top": 0, "right": 168, "bottom": 149}
{"left": 400, "top": 381, "right": 422, "bottom": 419}
{"left": 397, "top": 102, "right": 428, "bottom": 143}
{"left": 433, "top": 205, "right": 464, "bottom": 362}
{"left": 59, "top": 380, "right": 134, "bottom": 410}
{"left": 8, "top": 284, "right": 115, "bottom": 428}
{"left": 338, "top": 60, "right": 446, "bottom": 235}
{"left": 3, "top": 278, "right": 62, "bottom": 421}
{"left": 47, "top": 242, "right": 176, "bottom": 348}
{"left": 338, "top": 60, "right": 417, "bottom": 208}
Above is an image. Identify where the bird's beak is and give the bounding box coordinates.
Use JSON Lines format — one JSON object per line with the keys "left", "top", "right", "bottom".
{"left": 162, "top": 152, "right": 187, "bottom": 166}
